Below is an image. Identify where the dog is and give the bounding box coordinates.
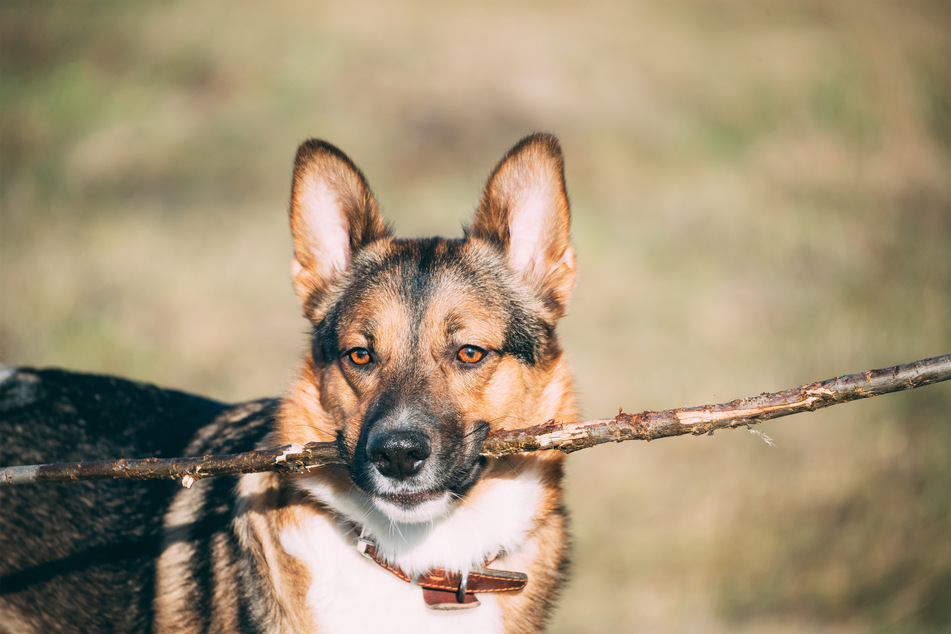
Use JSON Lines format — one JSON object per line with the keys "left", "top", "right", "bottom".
{"left": 0, "top": 132, "right": 578, "bottom": 633}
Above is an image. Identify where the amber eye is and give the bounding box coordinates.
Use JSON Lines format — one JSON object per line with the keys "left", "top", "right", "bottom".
{"left": 348, "top": 348, "right": 372, "bottom": 366}
{"left": 457, "top": 346, "right": 485, "bottom": 364}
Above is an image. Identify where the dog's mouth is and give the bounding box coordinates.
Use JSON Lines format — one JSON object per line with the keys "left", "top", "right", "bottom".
{"left": 376, "top": 453, "right": 486, "bottom": 502}
{"left": 371, "top": 488, "right": 450, "bottom": 523}
{"left": 368, "top": 455, "right": 486, "bottom": 522}
{"left": 380, "top": 489, "right": 446, "bottom": 508}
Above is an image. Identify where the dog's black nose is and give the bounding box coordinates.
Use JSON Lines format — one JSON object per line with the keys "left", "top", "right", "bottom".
{"left": 367, "top": 430, "right": 431, "bottom": 480}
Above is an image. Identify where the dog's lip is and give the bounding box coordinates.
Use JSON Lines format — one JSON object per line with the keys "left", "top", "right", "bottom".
{"left": 462, "top": 455, "right": 486, "bottom": 484}
{"left": 380, "top": 489, "right": 447, "bottom": 508}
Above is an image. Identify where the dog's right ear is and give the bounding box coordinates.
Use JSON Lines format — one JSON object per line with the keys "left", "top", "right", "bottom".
{"left": 289, "top": 139, "right": 391, "bottom": 305}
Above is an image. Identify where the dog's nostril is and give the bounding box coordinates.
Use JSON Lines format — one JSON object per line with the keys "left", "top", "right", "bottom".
{"left": 367, "top": 430, "right": 431, "bottom": 480}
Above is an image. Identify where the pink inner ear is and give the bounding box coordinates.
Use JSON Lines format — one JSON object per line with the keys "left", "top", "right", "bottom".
{"left": 505, "top": 181, "right": 574, "bottom": 295}
{"left": 297, "top": 180, "right": 352, "bottom": 281}
{"left": 507, "top": 185, "right": 551, "bottom": 277}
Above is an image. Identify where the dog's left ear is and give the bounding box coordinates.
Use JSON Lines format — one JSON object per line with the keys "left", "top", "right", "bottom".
{"left": 468, "top": 133, "right": 575, "bottom": 316}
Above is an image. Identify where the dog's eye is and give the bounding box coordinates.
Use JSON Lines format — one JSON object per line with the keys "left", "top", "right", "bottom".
{"left": 347, "top": 348, "right": 372, "bottom": 366}
{"left": 456, "top": 346, "right": 485, "bottom": 364}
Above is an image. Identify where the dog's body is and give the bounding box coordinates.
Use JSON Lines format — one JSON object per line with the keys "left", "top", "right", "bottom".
{"left": 0, "top": 133, "right": 578, "bottom": 633}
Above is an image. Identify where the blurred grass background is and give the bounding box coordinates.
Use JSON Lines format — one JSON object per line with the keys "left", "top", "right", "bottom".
{"left": 2, "top": 1, "right": 950, "bottom": 631}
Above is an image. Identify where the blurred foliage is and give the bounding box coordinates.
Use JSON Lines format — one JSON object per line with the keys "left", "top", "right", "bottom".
{"left": 1, "top": 1, "right": 950, "bottom": 631}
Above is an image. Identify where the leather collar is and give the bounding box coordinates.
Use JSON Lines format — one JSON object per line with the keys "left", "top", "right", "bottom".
{"left": 356, "top": 532, "right": 528, "bottom": 610}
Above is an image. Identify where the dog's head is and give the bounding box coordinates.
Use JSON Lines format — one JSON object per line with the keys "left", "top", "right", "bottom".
{"left": 281, "top": 134, "right": 575, "bottom": 524}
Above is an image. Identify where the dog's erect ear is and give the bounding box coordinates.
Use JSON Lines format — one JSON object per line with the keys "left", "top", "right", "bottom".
{"left": 468, "top": 133, "right": 575, "bottom": 315}
{"left": 289, "top": 139, "right": 391, "bottom": 304}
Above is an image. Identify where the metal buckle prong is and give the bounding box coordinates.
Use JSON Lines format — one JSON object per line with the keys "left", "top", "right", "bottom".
{"left": 456, "top": 570, "right": 469, "bottom": 603}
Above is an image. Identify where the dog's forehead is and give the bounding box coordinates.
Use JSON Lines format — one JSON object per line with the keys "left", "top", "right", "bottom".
{"left": 319, "top": 237, "right": 548, "bottom": 363}
{"left": 346, "top": 238, "right": 510, "bottom": 311}
{"left": 341, "top": 240, "right": 491, "bottom": 324}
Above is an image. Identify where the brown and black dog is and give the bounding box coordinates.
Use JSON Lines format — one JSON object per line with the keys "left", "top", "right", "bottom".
{"left": 0, "top": 133, "right": 578, "bottom": 633}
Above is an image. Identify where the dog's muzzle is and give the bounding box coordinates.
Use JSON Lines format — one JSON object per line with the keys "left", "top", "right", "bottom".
{"left": 350, "top": 411, "right": 490, "bottom": 520}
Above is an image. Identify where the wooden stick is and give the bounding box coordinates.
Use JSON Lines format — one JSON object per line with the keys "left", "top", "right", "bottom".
{"left": 2, "top": 354, "right": 949, "bottom": 486}
{"left": 481, "top": 353, "right": 951, "bottom": 454}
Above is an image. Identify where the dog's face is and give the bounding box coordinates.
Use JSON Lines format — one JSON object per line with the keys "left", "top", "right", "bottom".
{"left": 280, "top": 134, "right": 575, "bottom": 524}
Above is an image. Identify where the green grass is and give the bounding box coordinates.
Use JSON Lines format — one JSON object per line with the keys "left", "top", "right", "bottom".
{"left": 2, "top": 1, "right": 950, "bottom": 631}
